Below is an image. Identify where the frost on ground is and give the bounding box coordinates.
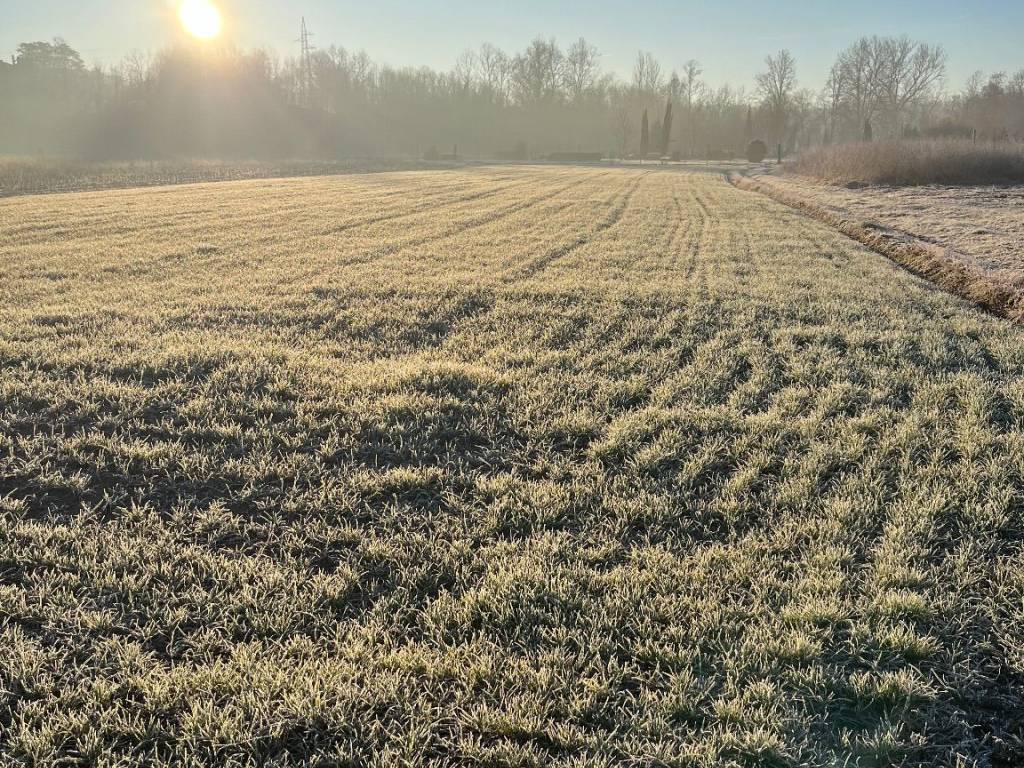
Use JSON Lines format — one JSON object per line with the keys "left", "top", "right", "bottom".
{"left": 1, "top": 167, "right": 1024, "bottom": 767}
{"left": 768, "top": 173, "right": 1024, "bottom": 286}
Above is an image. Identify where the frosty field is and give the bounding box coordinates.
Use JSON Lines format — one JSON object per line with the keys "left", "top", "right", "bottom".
{"left": 2, "top": 166, "right": 1023, "bottom": 766}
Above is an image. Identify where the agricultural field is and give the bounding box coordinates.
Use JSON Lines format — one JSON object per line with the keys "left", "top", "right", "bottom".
{"left": 0, "top": 157, "right": 458, "bottom": 198}
{"left": 2, "top": 165, "right": 1024, "bottom": 766}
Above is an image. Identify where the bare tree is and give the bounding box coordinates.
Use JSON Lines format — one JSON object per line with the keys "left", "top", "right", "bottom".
{"left": 667, "top": 71, "right": 682, "bottom": 102}
{"left": 756, "top": 50, "right": 797, "bottom": 144}
{"left": 563, "top": 38, "right": 601, "bottom": 102}
{"left": 826, "top": 36, "right": 944, "bottom": 141}
{"left": 632, "top": 51, "right": 663, "bottom": 93}
{"left": 681, "top": 60, "right": 703, "bottom": 105}
{"left": 833, "top": 38, "right": 886, "bottom": 137}
{"left": 119, "top": 50, "right": 151, "bottom": 89}
{"left": 681, "top": 60, "right": 703, "bottom": 155}
{"left": 477, "top": 43, "right": 510, "bottom": 103}
{"left": 512, "top": 38, "right": 564, "bottom": 105}
{"left": 612, "top": 105, "right": 634, "bottom": 158}
{"left": 822, "top": 63, "right": 844, "bottom": 143}
{"left": 452, "top": 49, "right": 477, "bottom": 93}
{"left": 876, "top": 36, "right": 946, "bottom": 134}
{"left": 1010, "top": 70, "right": 1024, "bottom": 97}
{"left": 640, "top": 107, "right": 650, "bottom": 158}
{"left": 350, "top": 51, "right": 375, "bottom": 92}
{"left": 787, "top": 88, "right": 819, "bottom": 151}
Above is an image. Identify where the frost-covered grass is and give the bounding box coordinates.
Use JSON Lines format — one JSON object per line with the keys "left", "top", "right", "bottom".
{"left": 0, "top": 156, "right": 449, "bottom": 198}
{"left": 1, "top": 167, "right": 1023, "bottom": 766}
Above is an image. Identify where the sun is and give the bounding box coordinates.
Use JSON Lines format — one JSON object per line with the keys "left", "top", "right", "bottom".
{"left": 179, "top": 0, "right": 223, "bottom": 40}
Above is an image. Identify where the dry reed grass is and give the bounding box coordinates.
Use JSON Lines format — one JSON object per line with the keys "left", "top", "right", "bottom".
{"left": 787, "top": 139, "right": 1024, "bottom": 186}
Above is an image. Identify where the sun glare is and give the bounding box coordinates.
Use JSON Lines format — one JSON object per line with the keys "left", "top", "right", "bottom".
{"left": 179, "top": 0, "right": 222, "bottom": 40}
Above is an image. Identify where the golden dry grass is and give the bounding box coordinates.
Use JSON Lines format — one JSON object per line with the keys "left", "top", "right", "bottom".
{"left": 2, "top": 166, "right": 1024, "bottom": 766}
{"left": 788, "top": 139, "right": 1024, "bottom": 186}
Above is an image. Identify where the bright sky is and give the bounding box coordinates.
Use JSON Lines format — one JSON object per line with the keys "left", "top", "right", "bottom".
{"left": 3, "top": 0, "right": 1022, "bottom": 91}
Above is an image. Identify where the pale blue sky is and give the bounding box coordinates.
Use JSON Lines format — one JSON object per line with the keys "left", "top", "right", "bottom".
{"left": 3, "top": 0, "right": 1022, "bottom": 91}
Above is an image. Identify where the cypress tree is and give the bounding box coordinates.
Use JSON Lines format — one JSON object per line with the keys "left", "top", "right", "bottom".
{"left": 640, "top": 108, "right": 650, "bottom": 160}
{"left": 661, "top": 101, "right": 674, "bottom": 156}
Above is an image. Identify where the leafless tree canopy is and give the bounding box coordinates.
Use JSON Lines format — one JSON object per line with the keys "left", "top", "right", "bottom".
{"left": 563, "top": 38, "right": 602, "bottom": 102}
{"left": 632, "top": 52, "right": 663, "bottom": 95}
{"left": 756, "top": 50, "right": 798, "bottom": 142}
{"left": 0, "top": 32, "right": 1018, "bottom": 161}
{"left": 512, "top": 38, "right": 563, "bottom": 105}
{"left": 826, "top": 36, "right": 948, "bottom": 141}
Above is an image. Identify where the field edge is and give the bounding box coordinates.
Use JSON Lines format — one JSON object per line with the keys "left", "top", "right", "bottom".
{"left": 728, "top": 171, "right": 1024, "bottom": 323}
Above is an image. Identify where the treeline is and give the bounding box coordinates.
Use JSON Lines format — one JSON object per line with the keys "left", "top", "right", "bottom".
{"left": 0, "top": 34, "right": 1022, "bottom": 161}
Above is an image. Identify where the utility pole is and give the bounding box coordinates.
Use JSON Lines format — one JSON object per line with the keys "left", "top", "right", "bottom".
{"left": 297, "top": 17, "right": 315, "bottom": 108}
